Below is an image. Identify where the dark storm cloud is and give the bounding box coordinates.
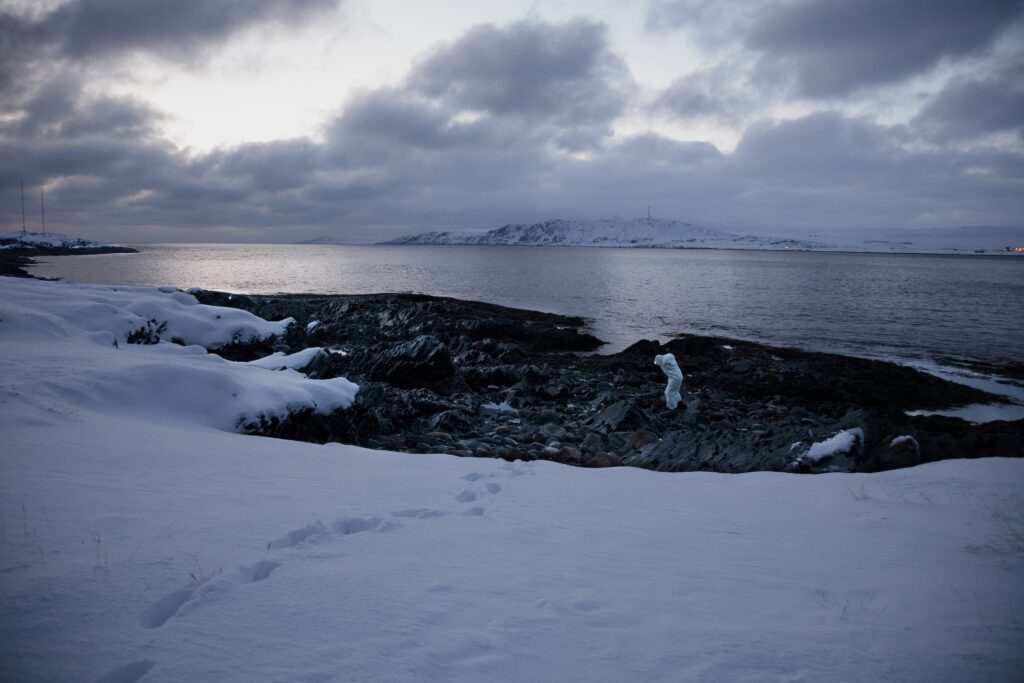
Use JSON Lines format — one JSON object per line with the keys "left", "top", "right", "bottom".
{"left": 3, "top": 16, "right": 1023, "bottom": 241}
{"left": 648, "top": 0, "right": 1024, "bottom": 98}
{"left": 408, "top": 19, "right": 632, "bottom": 149}
{"left": 0, "top": 0, "right": 337, "bottom": 90}
{"left": 913, "top": 61, "right": 1024, "bottom": 142}
{"left": 749, "top": 0, "right": 1024, "bottom": 97}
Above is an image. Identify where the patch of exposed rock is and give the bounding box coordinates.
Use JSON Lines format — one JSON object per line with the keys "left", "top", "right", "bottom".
{"left": 192, "top": 290, "right": 1024, "bottom": 474}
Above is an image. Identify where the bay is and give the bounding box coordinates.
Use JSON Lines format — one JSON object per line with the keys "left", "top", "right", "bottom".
{"left": 28, "top": 244, "right": 1024, "bottom": 366}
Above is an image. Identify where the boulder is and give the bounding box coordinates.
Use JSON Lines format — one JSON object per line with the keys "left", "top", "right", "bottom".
{"left": 367, "top": 335, "right": 455, "bottom": 387}
{"left": 584, "top": 451, "right": 622, "bottom": 468}
{"left": 586, "top": 400, "right": 652, "bottom": 433}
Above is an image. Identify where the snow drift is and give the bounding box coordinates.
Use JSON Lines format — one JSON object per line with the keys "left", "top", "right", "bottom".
{"left": 1, "top": 275, "right": 1022, "bottom": 682}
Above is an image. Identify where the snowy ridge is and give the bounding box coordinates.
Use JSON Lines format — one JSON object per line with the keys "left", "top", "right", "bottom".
{"left": 0, "top": 230, "right": 130, "bottom": 251}
{"left": 384, "top": 217, "right": 819, "bottom": 250}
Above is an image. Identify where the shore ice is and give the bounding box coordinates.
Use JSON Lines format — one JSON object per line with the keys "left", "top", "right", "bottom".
{"left": 1, "top": 276, "right": 1023, "bottom": 682}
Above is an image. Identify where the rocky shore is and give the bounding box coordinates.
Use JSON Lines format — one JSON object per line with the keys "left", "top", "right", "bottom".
{"left": 0, "top": 242, "right": 137, "bottom": 278}
{"left": 195, "top": 290, "right": 1024, "bottom": 474}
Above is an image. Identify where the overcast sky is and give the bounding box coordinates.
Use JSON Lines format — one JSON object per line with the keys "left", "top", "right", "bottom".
{"left": 1, "top": 0, "right": 1022, "bottom": 243}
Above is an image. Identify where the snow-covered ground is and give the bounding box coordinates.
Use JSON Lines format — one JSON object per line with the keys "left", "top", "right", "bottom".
{"left": 2, "top": 277, "right": 1023, "bottom": 682}
{"left": 0, "top": 230, "right": 129, "bottom": 251}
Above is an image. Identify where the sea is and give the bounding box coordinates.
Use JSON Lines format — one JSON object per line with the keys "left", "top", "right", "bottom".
{"left": 28, "top": 243, "right": 1024, "bottom": 371}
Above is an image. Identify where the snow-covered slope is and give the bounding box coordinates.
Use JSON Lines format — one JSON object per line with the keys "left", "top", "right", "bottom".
{"left": 385, "top": 218, "right": 818, "bottom": 250}
{"left": 0, "top": 278, "right": 357, "bottom": 432}
{"left": 0, "top": 230, "right": 132, "bottom": 251}
{"left": 1, "top": 276, "right": 1022, "bottom": 682}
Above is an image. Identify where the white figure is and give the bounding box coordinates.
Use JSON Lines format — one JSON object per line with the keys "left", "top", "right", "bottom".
{"left": 654, "top": 353, "right": 684, "bottom": 409}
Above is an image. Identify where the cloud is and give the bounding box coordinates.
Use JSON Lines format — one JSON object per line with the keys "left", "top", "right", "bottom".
{"left": 655, "top": 62, "right": 762, "bottom": 124}
{"left": 648, "top": 0, "right": 1024, "bottom": 98}
{"left": 912, "top": 60, "right": 1024, "bottom": 141}
{"left": 408, "top": 19, "right": 633, "bottom": 150}
{"left": 2, "top": 16, "right": 1022, "bottom": 241}
{"left": 0, "top": 0, "right": 338, "bottom": 91}
{"left": 749, "top": 0, "right": 1024, "bottom": 97}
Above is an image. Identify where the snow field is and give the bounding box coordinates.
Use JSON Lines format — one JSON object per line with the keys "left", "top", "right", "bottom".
{"left": 1, "top": 276, "right": 1022, "bottom": 681}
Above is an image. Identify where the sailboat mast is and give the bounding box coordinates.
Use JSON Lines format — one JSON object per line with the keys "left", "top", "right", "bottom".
{"left": 20, "top": 178, "right": 27, "bottom": 234}
{"left": 41, "top": 188, "right": 46, "bottom": 234}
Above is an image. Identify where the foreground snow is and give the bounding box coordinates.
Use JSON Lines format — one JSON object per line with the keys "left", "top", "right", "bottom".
{"left": 2, "top": 277, "right": 1023, "bottom": 682}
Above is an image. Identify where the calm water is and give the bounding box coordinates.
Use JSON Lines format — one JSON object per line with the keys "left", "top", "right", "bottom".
{"left": 28, "top": 244, "right": 1024, "bottom": 365}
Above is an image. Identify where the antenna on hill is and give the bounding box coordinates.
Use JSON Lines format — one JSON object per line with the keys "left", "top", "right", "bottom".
{"left": 40, "top": 187, "right": 46, "bottom": 235}
{"left": 20, "top": 177, "right": 27, "bottom": 234}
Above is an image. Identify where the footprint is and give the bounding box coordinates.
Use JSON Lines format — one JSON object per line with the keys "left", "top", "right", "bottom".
{"left": 454, "top": 489, "right": 478, "bottom": 503}
{"left": 332, "top": 516, "right": 399, "bottom": 535}
{"left": 392, "top": 509, "right": 449, "bottom": 519}
{"left": 269, "top": 521, "right": 328, "bottom": 549}
{"left": 140, "top": 588, "right": 195, "bottom": 628}
{"left": 240, "top": 560, "right": 280, "bottom": 583}
{"left": 462, "top": 507, "right": 485, "bottom": 517}
{"left": 485, "top": 483, "right": 502, "bottom": 494}
{"left": 94, "top": 659, "right": 155, "bottom": 683}
{"left": 462, "top": 472, "right": 485, "bottom": 481}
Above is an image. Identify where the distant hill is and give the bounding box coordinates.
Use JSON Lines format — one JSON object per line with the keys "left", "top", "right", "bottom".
{"left": 382, "top": 217, "right": 819, "bottom": 250}
{"left": 0, "top": 231, "right": 136, "bottom": 254}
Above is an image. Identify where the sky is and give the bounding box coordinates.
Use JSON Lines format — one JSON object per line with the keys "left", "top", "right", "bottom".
{"left": 1, "top": 0, "right": 1022, "bottom": 243}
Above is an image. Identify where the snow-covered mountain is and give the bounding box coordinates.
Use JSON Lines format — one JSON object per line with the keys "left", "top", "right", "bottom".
{"left": 383, "top": 218, "right": 819, "bottom": 250}
{"left": 0, "top": 230, "right": 133, "bottom": 252}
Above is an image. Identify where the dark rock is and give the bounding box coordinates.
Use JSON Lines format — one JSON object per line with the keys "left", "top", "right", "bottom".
{"left": 552, "top": 446, "right": 583, "bottom": 465}
{"left": 580, "top": 432, "right": 605, "bottom": 454}
{"left": 367, "top": 335, "right": 455, "bottom": 387}
{"left": 429, "top": 409, "right": 475, "bottom": 433}
{"left": 586, "top": 400, "right": 652, "bottom": 433}
{"left": 625, "top": 430, "right": 659, "bottom": 450}
{"left": 584, "top": 451, "right": 622, "bottom": 468}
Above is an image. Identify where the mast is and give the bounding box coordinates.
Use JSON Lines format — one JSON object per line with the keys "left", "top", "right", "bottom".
{"left": 647, "top": 205, "right": 651, "bottom": 220}
{"left": 20, "top": 178, "right": 27, "bottom": 234}
{"left": 40, "top": 188, "right": 46, "bottom": 234}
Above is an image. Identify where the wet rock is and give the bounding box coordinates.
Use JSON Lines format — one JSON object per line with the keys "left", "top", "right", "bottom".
{"left": 586, "top": 400, "right": 652, "bottom": 433}
{"left": 368, "top": 335, "right": 455, "bottom": 387}
{"left": 877, "top": 435, "right": 921, "bottom": 470}
{"left": 543, "top": 423, "right": 568, "bottom": 441}
{"left": 626, "top": 430, "right": 659, "bottom": 450}
{"left": 429, "top": 409, "right": 474, "bottom": 433}
{"left": 584, "top": 451, "right": 622, "bottom": 468}
{"left": 553, "top": 446, "right": 583, "bottom": 465}
{"left": 580, "top": 432, "right": 605, "bottom": 454}
{"left": 198, "top": 290, "right": 1023, "bottom": 475}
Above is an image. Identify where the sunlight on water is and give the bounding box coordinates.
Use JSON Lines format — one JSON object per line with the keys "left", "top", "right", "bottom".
{"left": 29, "top": 244, "right": 1024, "bottom": 365}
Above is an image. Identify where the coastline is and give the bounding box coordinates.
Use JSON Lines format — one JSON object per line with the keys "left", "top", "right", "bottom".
{"left": 195, "top": 288, "right": 1024, "bottom": 474}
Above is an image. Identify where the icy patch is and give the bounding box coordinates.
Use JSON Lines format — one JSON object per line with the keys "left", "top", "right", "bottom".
{"left": 890, "top": 435, "right": 919, "bottom": 449}
{"left": 906, "top": 403, "right": 1024, "bottom": 424}
{"left": 306, "top": 320, "right": 321, "bottom": 332}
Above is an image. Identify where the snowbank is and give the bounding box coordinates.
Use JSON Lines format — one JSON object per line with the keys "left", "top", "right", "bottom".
{"left": 4, "top": 277, "right": 293, "bottom": 348}
{"left": 0, "top": 278, "right": 355, "bottom": 432}
{"left": 1, "top": 276, "right": 1022, "bottom": 682}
